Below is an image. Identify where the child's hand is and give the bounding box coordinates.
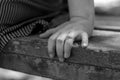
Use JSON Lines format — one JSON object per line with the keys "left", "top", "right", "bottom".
{"left": 39, "top": 18, "right": 93, "bottom": 62}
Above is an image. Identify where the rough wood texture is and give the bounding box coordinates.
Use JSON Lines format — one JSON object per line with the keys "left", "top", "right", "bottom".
{"left": 1, "top": 30, "right": 120, "bottom": 80}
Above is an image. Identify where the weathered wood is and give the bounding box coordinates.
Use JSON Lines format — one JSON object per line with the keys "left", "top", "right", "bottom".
{"left": 1, "top": 30, "right": 120, "bottom": 80}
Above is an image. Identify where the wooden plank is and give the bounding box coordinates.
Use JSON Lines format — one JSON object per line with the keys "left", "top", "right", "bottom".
{"left": 1, "top": 52, "right": 120, "bottom": 80}
{"left": 1, "top": 30, "right": 120, "bottom": 80}
{"left": 95, "top": 16, "right": 120, "bottom": 31}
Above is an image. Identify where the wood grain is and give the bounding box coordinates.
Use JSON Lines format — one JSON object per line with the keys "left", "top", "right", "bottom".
{"left": 1, "top": 30, "right": 120, "bottom": 80}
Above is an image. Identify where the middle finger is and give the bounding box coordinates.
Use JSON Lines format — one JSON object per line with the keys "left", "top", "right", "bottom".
{"left": 56, "top": 32, "right": 69, "bottom": 62}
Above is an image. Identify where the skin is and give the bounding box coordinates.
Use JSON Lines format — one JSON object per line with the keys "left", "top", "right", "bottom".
{"left": 40, "top": 0, "right": 94, "bottom": 62}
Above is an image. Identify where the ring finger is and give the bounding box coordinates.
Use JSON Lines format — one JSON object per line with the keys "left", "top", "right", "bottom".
{"left": 56, "top": 32, "right": 69, "bottom": 61}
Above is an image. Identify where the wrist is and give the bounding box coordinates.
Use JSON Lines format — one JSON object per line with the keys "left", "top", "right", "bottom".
{"left": 70, "top": 16, "right": 89, "bottom": 22}
{"left": 70, "top": 16, "right": 94, "bottom": 36}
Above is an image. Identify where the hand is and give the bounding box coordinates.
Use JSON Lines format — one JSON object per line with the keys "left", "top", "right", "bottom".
{"left": 39, "top": 19, "right": 93, "bottom": 62}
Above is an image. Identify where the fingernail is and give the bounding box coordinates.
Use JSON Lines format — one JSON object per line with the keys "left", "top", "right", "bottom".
{"left": 64, "top": 54, "right": 67, "bottom": 58}
{"left": 49, "top": 54, "right": 54, "bottom": 58}
{"left": 82, "top": 43, "right": 87, "bottom": 47}
{"left": 59, "top": 58, "right": 64, "bottom": 62}
{"left": 64, "top": 53, "right": 70, "bottom": 58}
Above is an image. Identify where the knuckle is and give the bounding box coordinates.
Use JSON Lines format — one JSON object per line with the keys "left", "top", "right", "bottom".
{"left": 57, "top": 37, "right": 64, "bottom": 43}
{"left": 66, "top": 39, "right": 70, "bottom": 44}
{"left": 49, "top": 36, "right": 56, "bottom": 42}
{"left": 66, "top": 39, "right": 73, "bottom": 46}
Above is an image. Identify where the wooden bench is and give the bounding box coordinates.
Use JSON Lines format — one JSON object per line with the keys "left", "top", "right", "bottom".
{"left": 1, "top": 29, "right": 120, "bottom": 80}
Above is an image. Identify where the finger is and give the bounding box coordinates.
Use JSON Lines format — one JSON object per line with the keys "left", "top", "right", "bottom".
{"left": 64, "top": 31, "right": 82, "bottom": 58}
{"left": 81, "top": 32, "right": 88, "bottom": 47}
{"left": 48, "top": 32, "right": 60, "bottom": 58}
{"left": 39, "top": 29, "right": 55, "bottom": 38}
{"left": 56, "top": 32, "right": 68, "bottom": 62}
{"left": 64, "top": 38, "right": 74, "bottom": 58}
{"left": 67, "top": 31, "right": 88, "bottom": 47}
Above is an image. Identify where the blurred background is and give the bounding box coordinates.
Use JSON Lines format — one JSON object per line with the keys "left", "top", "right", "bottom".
{"left": 1, "top": 0, "right": 120, "bottom": 80}
{"left": 95, "top": 0, "right": 120, "bottom": 16}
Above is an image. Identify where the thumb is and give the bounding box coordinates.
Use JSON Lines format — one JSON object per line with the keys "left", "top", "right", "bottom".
{"left": 81, "top": 32, "right": 88, "bottom": 47}
{"left": 68, "top": 31, "right": 88, "bottom": 47}
{"left": 39, "top": 29, "right": 56, "bottom": 38}
{"left": 75, "top": 32, "right": 88, "bottom": 47}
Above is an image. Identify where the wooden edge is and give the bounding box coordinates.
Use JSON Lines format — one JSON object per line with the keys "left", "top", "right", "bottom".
{"left": 1, "top": 51, "right": 120, "bottom": 80}
{"left": 2, "top": 35, "right": 120, "bottom": 70}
